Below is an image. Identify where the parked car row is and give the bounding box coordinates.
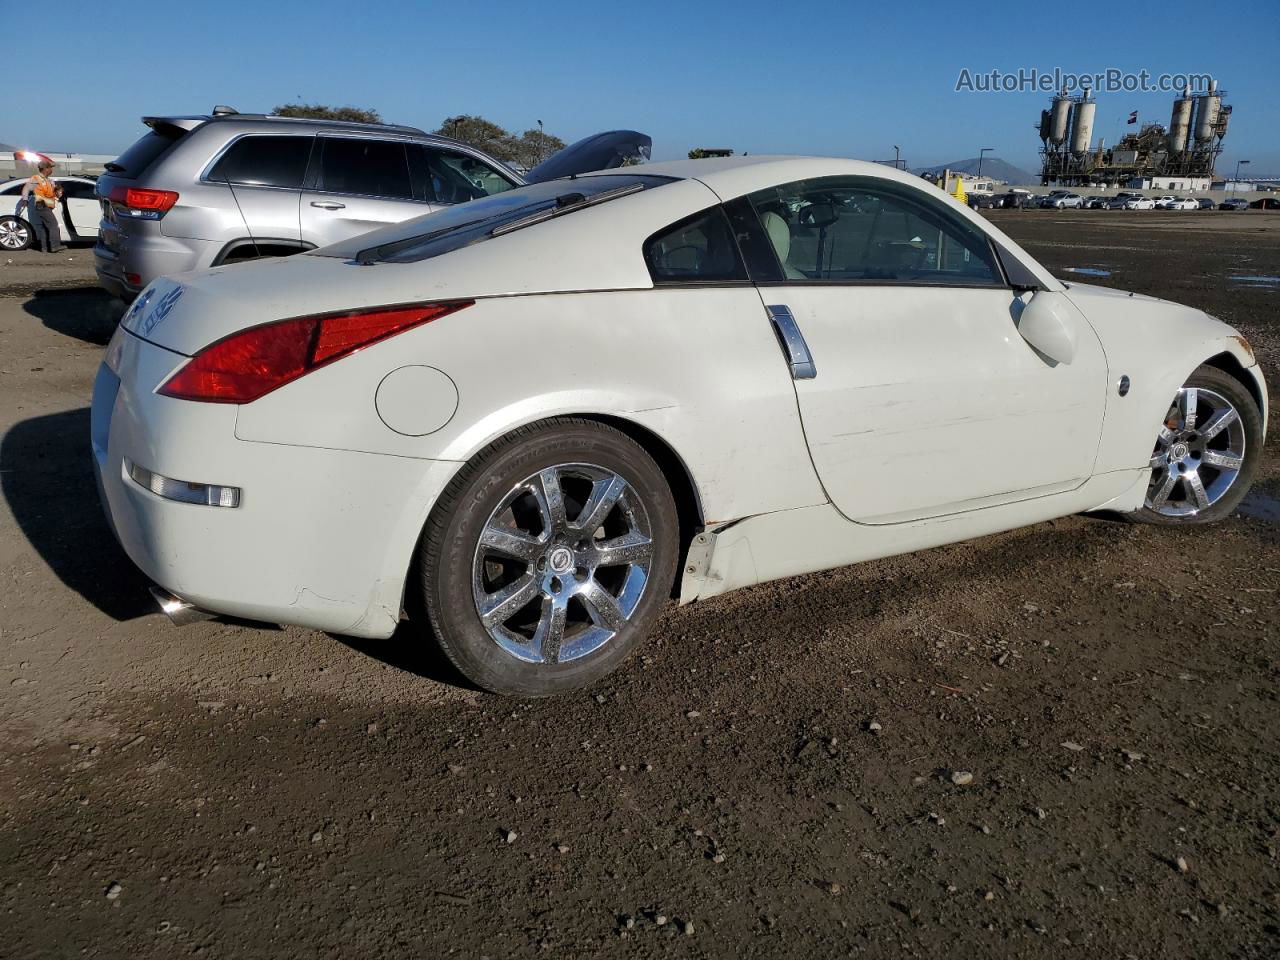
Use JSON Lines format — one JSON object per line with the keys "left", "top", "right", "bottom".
{"left": 972, "top": 189, "right": 1264, "bottom": 212}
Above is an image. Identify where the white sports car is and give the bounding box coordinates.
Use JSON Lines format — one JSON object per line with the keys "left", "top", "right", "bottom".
{"left": 92, "top": 156, "right": 1267, "bottom": 695}
{"left": 0, "top": 175, "right": 100, "bottom": 249}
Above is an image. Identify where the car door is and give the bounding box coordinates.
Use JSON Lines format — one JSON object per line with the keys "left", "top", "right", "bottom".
{"left": 299, "top": 137, "right": 431, "bottom": 248}
{"left": 736, "top": 175, "right": 1107, "bottom": 525}
{"left": 58, "top": 179, "right": 100, "bottom": 237}
{"left": 200, "top": 134, "right": 310, "bottom": 245}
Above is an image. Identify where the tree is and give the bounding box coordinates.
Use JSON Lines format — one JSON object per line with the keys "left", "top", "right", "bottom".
{"left": 274, "top": 103, "right": 383, "bottom": 124}
{"left": 434, "top": 116, "right": 514, "bottom": 160}
{"left": 510, "top": 129, "right": 566, "bottom": 170}
{"left": 434, "top": 116, "right": 564, "bottom": 168}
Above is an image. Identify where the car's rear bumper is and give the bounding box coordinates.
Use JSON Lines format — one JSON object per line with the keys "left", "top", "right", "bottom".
{"left": 91, "top": 328, "right": 462, "bottom": 639}
{"left": 94, "top": 232, "right": 217, "bottom": 301}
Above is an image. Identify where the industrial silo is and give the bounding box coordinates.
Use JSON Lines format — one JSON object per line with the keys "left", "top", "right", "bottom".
{"left": 1070, "top": 92, "right": 1095, "bottom": 156}
{"left": 1038, "top": 109, "right": 1052, "bottom": 142}
{"left": 1168, "top": 86, "right": 1193, "bottom": 154}
{"left": 1049, "top": 91, "right": 1071, "bottom": 146}
{"left": 1194, "top": 81, "right": 1221, "bottom": 144}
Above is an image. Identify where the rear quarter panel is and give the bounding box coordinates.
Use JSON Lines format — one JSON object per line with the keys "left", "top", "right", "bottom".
{"left": 233, "top": 288, "right": 827, "bottom": 524}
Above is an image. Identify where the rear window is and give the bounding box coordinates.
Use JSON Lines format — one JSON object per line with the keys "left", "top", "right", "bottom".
{"left": 315, "top": 173, "right": 675, "bottom": 264}
{"left": 106, "top": 127, "right": 186, "bottom": 179}
{"left": 208, "top": 136, "right": 313, "bottom": 188}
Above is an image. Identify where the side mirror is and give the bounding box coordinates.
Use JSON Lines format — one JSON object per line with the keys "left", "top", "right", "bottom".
{"left": 1015, "top": 290, "right": 1077, "bottom": 365}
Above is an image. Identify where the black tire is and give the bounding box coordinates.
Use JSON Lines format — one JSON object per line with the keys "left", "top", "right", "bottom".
{"left": 419, "top": 418, "right": 679, "bottom": 696}
{"left": 0, "top": 216, "right": 33, "bottom": 252}
{"left": 1133, "top": 365, "right": 1263, "bottom": 526}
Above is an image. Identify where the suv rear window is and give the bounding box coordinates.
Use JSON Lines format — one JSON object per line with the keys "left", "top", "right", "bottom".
{"left": 315, "top": 173, "right": 675, "bottom": 264}
{"left": 208, "top": 136, "right": 313, "bottom": 188}
{"left": 106, "top": 127, "right": 186, "bottom": 179}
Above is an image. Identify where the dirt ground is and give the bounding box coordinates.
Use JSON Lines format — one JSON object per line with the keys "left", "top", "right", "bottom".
{"left": 1, "top": 212, "right": 1278, "bottom": 959}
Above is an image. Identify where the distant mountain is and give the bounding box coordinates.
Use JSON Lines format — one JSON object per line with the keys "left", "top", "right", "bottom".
{"left": 912, "top": 157, "right": 1037, "bottom": 185}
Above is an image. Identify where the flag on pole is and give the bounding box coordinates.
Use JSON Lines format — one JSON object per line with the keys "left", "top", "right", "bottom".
{"left": 1127, "top": 111, "right": 1138, "bottom": 124}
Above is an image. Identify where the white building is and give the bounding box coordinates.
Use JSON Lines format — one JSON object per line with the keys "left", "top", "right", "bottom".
{"left": 1125, "top": 175, "right": 1212, "bottom": 192}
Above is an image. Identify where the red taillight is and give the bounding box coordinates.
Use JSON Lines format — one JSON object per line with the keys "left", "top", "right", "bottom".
{"left": 158, "top": 301, "right": 473, "bottom": 404}
{"left": 108, "top": 185, "right": 179, "bottom": 218}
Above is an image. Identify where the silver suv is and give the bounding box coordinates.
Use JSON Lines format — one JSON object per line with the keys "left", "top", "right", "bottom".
{"left": 94, "top": 110, "right": 649, "bottom": 300}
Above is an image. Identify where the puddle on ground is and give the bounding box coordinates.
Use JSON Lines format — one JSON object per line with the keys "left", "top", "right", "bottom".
{"left": 1062, "top": 267, "right": 1112, "bottom": 277}
{"left": 1238, "top": 489, "right": 1280, "bottom": 523}
{"left": 1227, "top": 275, "right": 1280, "bottom": 290}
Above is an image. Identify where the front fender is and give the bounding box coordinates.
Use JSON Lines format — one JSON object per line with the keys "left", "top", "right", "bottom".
{"left": 1067, "top": 282, "right": 1267, "bottom": 474}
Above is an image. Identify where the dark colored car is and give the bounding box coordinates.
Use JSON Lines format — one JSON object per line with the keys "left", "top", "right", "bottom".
{"left": 1195, "top": 198, "right": 1215, "bottom": 210}
{"left": 967, "top": 193, "right": 998, "bottom": 209}
{"left": 1219, "top": 198, "right": 1249, "bottom": 210}
{"left": 1249, "top": 197, "right": 1280, "bottom": 210}
{"left": 991, "top": 191, "right": 1035, "bottom": 209}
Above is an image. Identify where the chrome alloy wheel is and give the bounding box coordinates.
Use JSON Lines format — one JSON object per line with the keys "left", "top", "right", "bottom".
{"left": 472, "top": 463, "right": 654, "bottom": 664}
{"left": 1145, "top": 386, "right": 1246, "bottom": 518}
{"left": 0, "top": 219, "right": 30, "bottom": 250}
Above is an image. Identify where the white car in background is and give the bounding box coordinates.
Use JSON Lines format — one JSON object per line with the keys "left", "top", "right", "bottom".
{"left": 0, "top": 175, "right": 100, "bottom": 249}
{"left": 1153, "top": 195, "right": 1196, "bottom": 210}
{"left": 1123, "top": 196, "right": 1157, "bottom": 210}
{"left": 92, "top": 156, "right": 1266, "bottom": 696}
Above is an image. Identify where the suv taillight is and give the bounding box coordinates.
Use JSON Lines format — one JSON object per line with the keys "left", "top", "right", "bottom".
{"left": 158, "top": 301, "right": 474, "bottom": 404}
{"left": 108, "top": 186, "right": 179, "bottom": 220}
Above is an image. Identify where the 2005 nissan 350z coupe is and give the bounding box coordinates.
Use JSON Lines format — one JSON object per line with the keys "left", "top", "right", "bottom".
{"left": 92, "top": 156, "right": 1268, "bottom": 695}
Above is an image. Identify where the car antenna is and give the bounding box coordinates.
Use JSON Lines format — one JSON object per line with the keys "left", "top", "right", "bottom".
{"left": 221, "top": 171, "right": 262, "bottom": 261}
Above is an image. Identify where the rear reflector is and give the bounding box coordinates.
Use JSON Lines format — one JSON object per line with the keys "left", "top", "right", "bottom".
{"left": 126, "top": 459, "right": 241, "bottom": 507}
{"left": 158, "top": 300, "right": 473, "bottom": 404}
{"left": 108, "top": 186, "right": 179, "bottom": 219}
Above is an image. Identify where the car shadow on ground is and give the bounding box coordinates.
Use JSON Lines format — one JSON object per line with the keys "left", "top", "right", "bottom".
{"left": 21, "top": 288, "right": 124, "bottom": 346}
{"left": 335, "top": 619, "right": 481, "bottom": 691}
{"left": 1, "top": 408, "right": 154, "bottom": 621}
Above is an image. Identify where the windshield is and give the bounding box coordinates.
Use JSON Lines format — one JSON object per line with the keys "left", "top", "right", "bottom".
{"left": 314, "top": 173, "right": 676, "bottom": 264}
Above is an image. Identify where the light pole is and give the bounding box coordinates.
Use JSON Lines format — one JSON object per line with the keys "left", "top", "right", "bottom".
{"left": 1233, "top": 159, "right": 1250, "bottom": 194}
{"left": 893, "top": 145, "right": 901, "bottom": 170}
{"left": 537, "top": 119, "right": 544, "bottom": 164}
{"left": 446, "top": 116, "right": 465, "bottom": 140}
{"left": 978, "top": 147, "right": 994, "bottom": 179}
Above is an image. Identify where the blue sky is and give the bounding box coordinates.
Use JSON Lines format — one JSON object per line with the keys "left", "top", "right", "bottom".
{"left": 6, "top": 0, "right": 1277, "bottom": 176}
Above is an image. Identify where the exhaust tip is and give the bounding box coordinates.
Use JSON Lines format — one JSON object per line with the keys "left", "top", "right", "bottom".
{"left": 148, "top": 586, "right": 216, "bottom": 626}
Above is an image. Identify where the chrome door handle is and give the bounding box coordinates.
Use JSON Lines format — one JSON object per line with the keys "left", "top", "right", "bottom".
{"left": 310, "top": 201, "right": 345, "bottom": 210}
{"left": 766, "top": 304, "right": 816, "bottom": 380}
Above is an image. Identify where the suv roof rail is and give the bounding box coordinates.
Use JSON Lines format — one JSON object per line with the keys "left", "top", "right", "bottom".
{"left": 141, "top": 114, "right": 429, "bottom": 137}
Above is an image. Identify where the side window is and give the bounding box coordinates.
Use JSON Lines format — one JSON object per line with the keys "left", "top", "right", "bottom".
{"left": 60, "top": 180, "right": 97, "bottom": 199}
{"left": 644, "top": 206, "right": 748, "bottom": 283}
{"left": 0, "top": 183, "right": 22, "bottom": 196}
{"left": 416, "top": 148, "right": 516, "bottom": 204}
{"left": 319, "top": 138, "right": 413, "bottom": 199}
{"left": 208, "top": 136, "right": 313, "bottom": 188}
{"left": 746, "top": 176, "right": 1002, "bottom": 285}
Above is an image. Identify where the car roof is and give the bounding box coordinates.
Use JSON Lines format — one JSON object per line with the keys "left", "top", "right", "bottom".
{"left": 0, "top": 175, "right": 94, "bottom": 186}
{"left": 144, "top": 113, "right": 427, "bottom": 136}
{"left": 578, "top": 154, "right": 942, "bottom": 200}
